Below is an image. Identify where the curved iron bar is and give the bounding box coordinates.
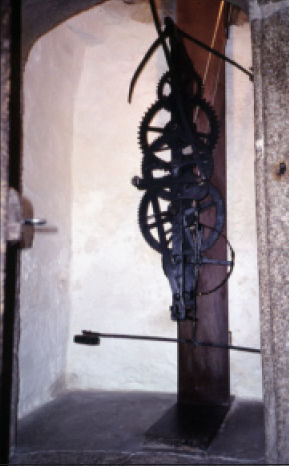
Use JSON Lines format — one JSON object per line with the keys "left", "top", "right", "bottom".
{"left": 195, "top": 224, "right": 235, "bottom": 297}
{"left": 128, "top": 12, "right": 253, "bottom": 103}
{"left": 128, "top": 34, "right": 164, "bottom": 103}
{"left": 178, "top": 27, "right": 253, "bottom": 81}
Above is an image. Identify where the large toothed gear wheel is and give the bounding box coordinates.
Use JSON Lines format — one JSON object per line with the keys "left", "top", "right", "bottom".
{"left": 138, "top": 99, "right": 181, "bottom": 170}
{"left": 138, "top": 98, "right": 218, "bottom": 180}
{"left": 138, "top": 183, "right": 225, "bottom": 254}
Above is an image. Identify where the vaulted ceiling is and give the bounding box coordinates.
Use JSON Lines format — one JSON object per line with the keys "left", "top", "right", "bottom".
{"left": 22, "top": 0, "right": 249, "bottom": 62}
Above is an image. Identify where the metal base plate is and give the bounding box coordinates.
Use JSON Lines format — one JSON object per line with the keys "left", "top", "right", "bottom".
{"left": 145, "top": 402, "right": 229, "bottom": 450}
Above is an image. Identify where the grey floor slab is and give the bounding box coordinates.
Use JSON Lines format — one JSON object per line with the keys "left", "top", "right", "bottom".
{"left": 12, "top": 390, "right": 265, "bottom": 465}
{"left": 16, "top": 391, "right": 176, "bottom": 453}
{"left": 208, "top": 398, "right": 265, "bottom": 461}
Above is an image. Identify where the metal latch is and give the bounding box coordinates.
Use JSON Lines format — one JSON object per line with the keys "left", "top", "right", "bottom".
{"left": 6, "top": 188, "right": 46, "bottom": 244}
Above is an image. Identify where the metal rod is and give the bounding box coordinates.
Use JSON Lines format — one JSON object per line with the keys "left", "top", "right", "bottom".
{"left": 179, "top": 28, "right": 253, "bottom": 81}
{"left": 149, "top": 0, "right": 162, "bottom": 37}
{"left": 149, "top": 0, "right": 171, "bottom": 67}
{"left": 78, "top": 330, "right": 260, "bottom": 354}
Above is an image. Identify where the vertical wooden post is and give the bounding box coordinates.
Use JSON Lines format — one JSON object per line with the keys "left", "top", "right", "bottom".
{"left": 146, "top": 1, "right": 230, "bottom": 447}
{"left": 177, "top": 0, "right": 229, "bottom": 407}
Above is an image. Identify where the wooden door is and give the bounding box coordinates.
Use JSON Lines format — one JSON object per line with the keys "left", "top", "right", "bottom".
{"left": 0, "top": 0, "right": 22, "bottom": 463}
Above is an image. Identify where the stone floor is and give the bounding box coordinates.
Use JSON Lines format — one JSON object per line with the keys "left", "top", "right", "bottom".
{"left": 11, "top": 390, "right": 265, "bottom": 464}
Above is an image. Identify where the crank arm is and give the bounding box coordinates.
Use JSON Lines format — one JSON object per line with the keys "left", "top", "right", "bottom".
{"left": 74, "top": 330, "right": 261, "bottom": 354}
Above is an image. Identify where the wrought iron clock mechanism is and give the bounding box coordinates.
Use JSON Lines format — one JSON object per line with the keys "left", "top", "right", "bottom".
{"left": 131, "top": 15, "right": 233, "bottom": 325}
{"left": 74, "top": 1, "right": 259, "bottom": 354}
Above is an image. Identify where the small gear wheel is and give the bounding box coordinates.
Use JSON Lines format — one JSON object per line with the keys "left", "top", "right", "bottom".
{"left": 157, "top": 71, "right": 203, "bottom": 102}
{"left": 138, "top": 182, "right": 224, "bottom": 254}
{"left": 157, "top": 72, "right": 172, "bottom": 101}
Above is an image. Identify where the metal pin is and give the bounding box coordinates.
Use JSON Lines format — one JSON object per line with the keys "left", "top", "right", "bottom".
{"left": 276, "top": 162, "right": 286, "bottom": 177}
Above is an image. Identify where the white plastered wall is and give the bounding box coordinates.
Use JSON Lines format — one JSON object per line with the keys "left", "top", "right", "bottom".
{"left": 226, "top": 23, "right": 262, "bottom": 399}
{"left": 19, "top": 25, "right": 86, "bottom": 417}
{"left": 66, "top": 0, "right": 177, "bottom": 393}
{"left": 19, "top": 1, "right": 262, "bottom": 419}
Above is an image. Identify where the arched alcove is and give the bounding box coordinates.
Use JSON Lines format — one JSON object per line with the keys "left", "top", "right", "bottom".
{"left": 11, "top": 2, "right": 265, "bottom": 463}
{"left": 19, "top": 0, "right": 261, "bottom": 418}
{"left": 2, "top": 0, "right": 289, "bottom": 463}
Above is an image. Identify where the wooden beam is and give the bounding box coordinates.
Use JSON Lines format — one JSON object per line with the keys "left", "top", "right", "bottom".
{"left": 177, "top": 0, "right": 230, "bottom": 407}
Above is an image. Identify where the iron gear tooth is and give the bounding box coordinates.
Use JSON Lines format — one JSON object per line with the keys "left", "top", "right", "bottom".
{"left": 139, "top": 96, "right": 220, "bottom": 181}
{"left": 157, "top": 71, "right": 171, "bottom": 101}
{"left": 203, "top": 99, "right": 219, "bottom": 150}
{"left": 185, "top": 96, "right": 220, "bottom": 152}
{"left": 213, "top": 120, "right": 220, "bottom": 150}
{"left": 157, "top": 66, "right": 203, "bottom": 102}
{"left": 138, "top": 100, "right": 162, "bottom": 154}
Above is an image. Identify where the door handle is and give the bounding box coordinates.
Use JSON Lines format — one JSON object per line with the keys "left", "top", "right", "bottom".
{"left": 7, "top": 188, "right": 47, "bottom": 245}
{"left": 22, "top": 218, "right": 47, "bottom": 226}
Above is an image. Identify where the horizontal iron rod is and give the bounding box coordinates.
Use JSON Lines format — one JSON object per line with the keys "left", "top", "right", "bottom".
{"left": 79, "top": 330, "right": 260, "bottom": 354}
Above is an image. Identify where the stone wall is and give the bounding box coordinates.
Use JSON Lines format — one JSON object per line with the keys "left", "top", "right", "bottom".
{"left": 250, "top": 1, "right": 289, "bottom": 462}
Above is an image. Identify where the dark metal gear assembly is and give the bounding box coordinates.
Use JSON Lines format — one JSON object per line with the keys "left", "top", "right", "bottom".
{"left": 74, "top": 1, "right": 259, "bottom": 354}
{"left": 130, "top": 11, "right": 235, "bottom": 322}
